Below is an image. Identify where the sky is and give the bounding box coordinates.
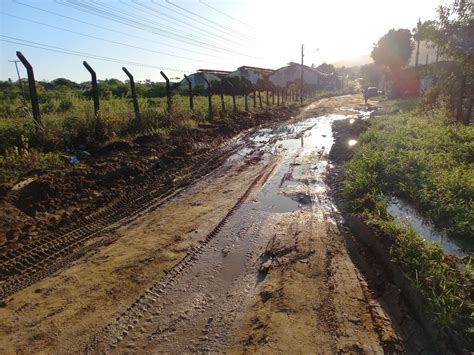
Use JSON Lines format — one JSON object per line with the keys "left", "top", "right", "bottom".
{"left": 0, "top": 0, "right": 441, "bottom": 82}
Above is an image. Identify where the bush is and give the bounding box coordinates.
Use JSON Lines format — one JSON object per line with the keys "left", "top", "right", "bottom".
{"left": 0, "top": 136, "right": 65, "bottom": 183}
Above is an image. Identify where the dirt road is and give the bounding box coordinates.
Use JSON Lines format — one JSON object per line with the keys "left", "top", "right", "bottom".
{"left": 1, "top": 96, "right": 419, "bottom": 353}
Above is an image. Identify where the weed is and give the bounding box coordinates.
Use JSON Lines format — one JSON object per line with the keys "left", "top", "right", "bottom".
{"left": 343, "top": 101, "right": 473, "bottom": 337}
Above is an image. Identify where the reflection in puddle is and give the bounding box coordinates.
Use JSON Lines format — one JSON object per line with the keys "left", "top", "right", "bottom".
{"left": 256, "top": 191, "right": 301, "bottom": 213}
{"left": 387, "top": 197, "right": 468, "bottom": 257}
{"left": 232, "top": 114, "right": 358, "bottom": 218}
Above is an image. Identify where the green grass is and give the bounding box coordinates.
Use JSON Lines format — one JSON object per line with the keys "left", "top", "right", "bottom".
{"left": 345, "top": 106, "right": 474, "bottom": 241}
{"left": 343, "top": 101, "right": 473, "bottom": 338}
{"left": 0, "top": 93, "right": 291, "bottom": 152}
{"left": 0, "top": 91, "right": 308, "bottom": 184}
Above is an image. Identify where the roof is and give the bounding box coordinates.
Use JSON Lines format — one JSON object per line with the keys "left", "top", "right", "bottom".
{"left": 196, "top": 69, "right": 232, "bottom": 77}
{"left": 237, "top": 66, "right": 275, "bottom": 75}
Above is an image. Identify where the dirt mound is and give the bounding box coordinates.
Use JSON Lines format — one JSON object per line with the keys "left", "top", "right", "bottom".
{"left": 14, "top": 179, "right": 59, "bottom": 214}
{"left": 96, "top": 140, "right": 133, "bottom": 155}
{"left": 0, "top": 201, "right": 36, "bottom": 246}
{"left": 132, "top": 135, "right": 163, "bottom": 146}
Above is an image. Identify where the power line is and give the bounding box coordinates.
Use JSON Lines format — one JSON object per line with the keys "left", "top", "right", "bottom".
{"left": 198, "top": 0, "right": 254, "bottom": 29}
{"left": 1, "top": 35, "right": 192, "bottom": 73}
{"left": 64, "top": 0, "right": 253, "bottom": 57}
{"left": 133, "top": 0, "right": 252, "bottom": 45}
{"left": 57, "top": 0, "right": 254, "bottom": 57}
{"left": 122, "top": 0, "right": 248, "bottom": 47}
{"left": 165, "top": 0, "right": 253, "bottom": 42}
{"left": 149, "top": 0, "right": 247, "bottom": 42}
{"left": 12, "top": 0, "right": 231, "bottom": 60}
{"left": 1, "top": 12, "right": 220, "bottom": 65}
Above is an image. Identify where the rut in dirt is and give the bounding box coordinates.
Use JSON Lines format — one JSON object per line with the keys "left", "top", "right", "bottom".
{"left": 86, "top": 110, "right": 383, "bottom": 353}
{"left": 0, "top": 108, "right": 298, "bottom": 302}
{"left": 0, "top": 139, "right": 244, "bottom": 301}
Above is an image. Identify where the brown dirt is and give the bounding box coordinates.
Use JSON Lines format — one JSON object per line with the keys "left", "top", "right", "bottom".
{"left": 228, "top": 211, "right": 403, "bottom": 353}
{"left": 0, "top": 95, "right": 432, "bottom": 353}
{"left": 0, "top": 107, "right": 295, "bottom": 279}
{"left": 0, "top": 159, "right": 266, "bottom": 353}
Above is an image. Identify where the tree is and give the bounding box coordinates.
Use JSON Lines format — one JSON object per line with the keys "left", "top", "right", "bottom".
{"left": 413, "top": 19, "right": 437, "bottom": 66}
{"left": 316, "top": 63, "right": 335, "bottom": 74}
{"left": 359, "top": 63, "right": 384, "bottom": 88}
{"left": 371, "top": 29, "right": 414, "bottom": 70}
{"left": 433, "top": 0, "right": 473, "bottom": 123}
{"left": 436, "top": 0, "right": 473, "bottom": 73}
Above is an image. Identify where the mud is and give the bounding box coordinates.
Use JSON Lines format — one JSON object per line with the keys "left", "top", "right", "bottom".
{"left": 0, "top": 107, "right": 294, "bottom": 248}
{"left": 84, "top": 96, "right": 406, "bottom": 353}
{"left": 0, "top": 107, "right": 295, "bottom": 288}
{"left": 0, "top": 95, "right": 438, "bottom": 353}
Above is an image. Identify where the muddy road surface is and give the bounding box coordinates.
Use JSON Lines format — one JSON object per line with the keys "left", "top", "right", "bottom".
{"left": 0, "top": 96, "right": 430, "bottom": 353}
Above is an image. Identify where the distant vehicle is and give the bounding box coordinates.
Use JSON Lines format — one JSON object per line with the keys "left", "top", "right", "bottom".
{"left": 363, "top": 87, "right": 378, "bottom": 104}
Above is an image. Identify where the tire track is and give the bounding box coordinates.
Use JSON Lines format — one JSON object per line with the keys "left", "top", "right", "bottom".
{"left": 85, "top": 160, "right": 275, "bottom": 352}
{"left": 0, "top": 140, "right": 244, "bottom": 301}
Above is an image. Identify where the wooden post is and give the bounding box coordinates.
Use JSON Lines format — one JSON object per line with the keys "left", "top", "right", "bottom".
{"left": 258, "top": 90, "right": 262, "bottom": 108}
{"left": 183, "top": 74, "right": 194, "bottom": 111}
{"left": 277, "top": 90, "right": 280, "bottom": 106}
{"left": 244, "top": 93, "right": 249, "bottom": 111}
{"left": 16, "top": 51, "right": 41, "bottom": 129}
{"left": 83, "top": 61, "right": 100, "bottom": 116}
{"left": 160, "top": 71, "right": 172, "bottom": 112}
{"left": 122, "top": 67, "right": 140, "bottom": 124}
{"left": 253, "top": 91, "right": 256, "bottom": 108}
{"left": 266, "top": 90, "right": 269, "bottom": 106}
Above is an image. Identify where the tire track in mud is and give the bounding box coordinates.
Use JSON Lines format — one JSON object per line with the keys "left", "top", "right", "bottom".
{"left": 0, "top": 140, "right": 246, "bottom": 301}
{"left": 85, "top": 160, "right": 277, "bottom": 353}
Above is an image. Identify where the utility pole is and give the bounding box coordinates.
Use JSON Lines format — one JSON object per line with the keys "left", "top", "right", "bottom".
{"left": 9, "top": 60, "right": 26, "bottom": 103}
{"left": 300, "top": 44, "right": 304, "bottom": 105}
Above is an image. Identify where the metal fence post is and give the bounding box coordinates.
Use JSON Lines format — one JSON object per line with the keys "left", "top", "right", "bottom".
{"left": 122, "top": 67, "right": 140, "bottom": 124}
{"left": 225, "top": 80, "right": 236, "bottom": 112}
{"left": 160, "top": 71, "right": 172, "bottom": 112}
{"left": 202, "top": 76, "right": 212, "bottom": 119}
{"left": 183, "top": 74, "right": 193, "bottom": 111}
{"left": 16, "top": 51, "right": 41, "bottom": 129}
{"left": 219, "top": 83, "right": 226, "bottom": 113}
{"left": 83, "top": 61, "right": 100, "bottom": 116}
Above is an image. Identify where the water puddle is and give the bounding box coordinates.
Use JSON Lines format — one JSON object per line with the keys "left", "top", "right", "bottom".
{"left": 229, "top": 113, "right": 361, "bottom": 217}
{"left": 387, "top": 197, "right": 469, "bottom": 257}
{"left": 256, "top": 192, "right": 301, "bottom": 213}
